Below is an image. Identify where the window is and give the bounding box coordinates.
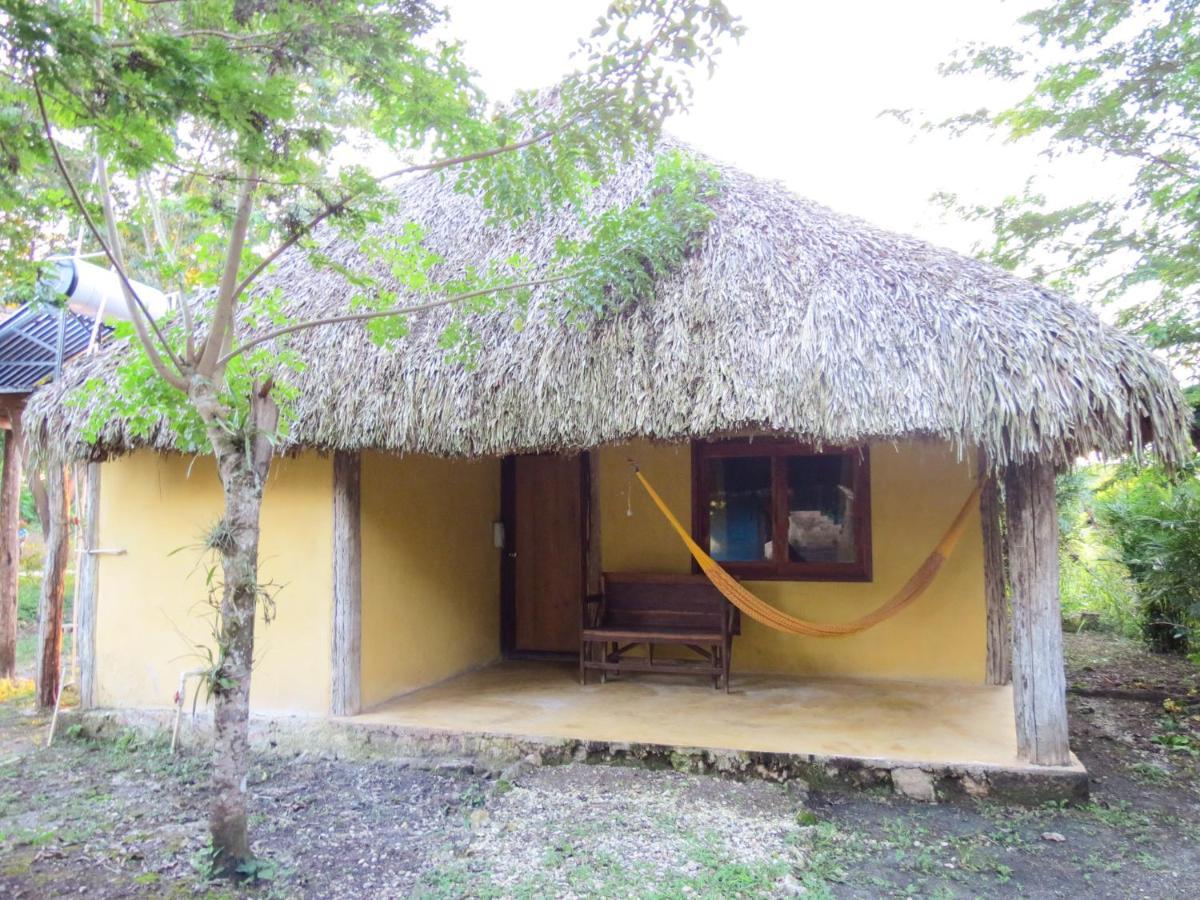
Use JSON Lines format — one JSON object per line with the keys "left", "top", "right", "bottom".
{"left": 693, "top": 440, "right": 872, "bottom": 581}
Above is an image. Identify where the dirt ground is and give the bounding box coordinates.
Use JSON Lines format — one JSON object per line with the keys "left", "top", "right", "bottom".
{"left": 1, "top": 632, "right": 1198, "bottom": 898}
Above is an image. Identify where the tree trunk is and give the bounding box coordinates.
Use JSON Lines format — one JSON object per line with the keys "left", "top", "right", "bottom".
{"left": 1005, "top": 458, "right": 1070, "bottom": 766}
{"left": 75, "top": 463, "right": 101, "bottom": 707}
{"left": 0, "top": 412, "right": 22, "bottom": 679}
{"left": 207, "top": 459, "right": 262, "bottom": 873}
{"left": 195, "top": 380, "right": 278, "bottom": 876}
{"left": 35, "top": 464, "right": 69, "bottom": 708}
{"left": 331, "top": 450, "right": 361, "bottom": 717}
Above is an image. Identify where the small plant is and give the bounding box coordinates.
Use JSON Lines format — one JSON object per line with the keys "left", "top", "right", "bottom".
{"left": 203, "top": 518, "right": 238, "bottom": 557}
{"left": 112, "top": 729, "right": 140, "bottom": 754}
{"left": 1150, "top": 731, "right": 1200, "bottom": 756}
{"left": 236, "top": 856, "right": 279, "bottom": 883}
{"left": 460, "top": 783, "right": 488, "bottom": 809}
{"left": 190, "top": 842, "right": 219, "bottom": 881}
{"left": 18, "top": 542, "right": 45, "bottom": 577}
{"left": 1129, "top": 761, "right": 1170, "bottom": 784}
{"left": 1150, "top": 700, "right": 1200, "bottom": 756}
{"left": 0, "top": 679, "right": 34, "bottom": 704}
{"left": 1081, "top": 799, "right": 1154, "bottom": 832}
{"left": 1137, "top": 851, "right": 1167, "bottom": 871}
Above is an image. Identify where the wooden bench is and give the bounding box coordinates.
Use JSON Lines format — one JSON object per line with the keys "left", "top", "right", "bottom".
{"left": 580, "top": 573, "right": 739, "bottom": 691}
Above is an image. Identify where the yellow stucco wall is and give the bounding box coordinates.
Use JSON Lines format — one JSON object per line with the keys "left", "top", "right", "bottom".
{"left": 93, "top": 437, "right": 982, "bottom": 714}
{"left": 596, "top": 439, "right": 987, "bottom": 683}
{"left": 359, "top": 451, "right": 501, "bottom": 708}
{"left": 94, "top": 451, "right": 334, "bottom": 715}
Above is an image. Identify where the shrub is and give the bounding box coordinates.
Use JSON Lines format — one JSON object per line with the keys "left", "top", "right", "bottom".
{"left": 16, "top": 573, "right": 75, "bottom": 626}
{"left": 1059, "top": 551, "right": 1141, "bottom": 638}
{"left": 18, "top": 539, "right": 45, "bottom": 575}
{"left": 16, "top": 578, "right": 39, "bottom": 624}
{"left": 1095, "top": 461, "right": 1200, "bottom": 655}
{"left": 1057, "top": 466, "right": 1141, "bottom": 637}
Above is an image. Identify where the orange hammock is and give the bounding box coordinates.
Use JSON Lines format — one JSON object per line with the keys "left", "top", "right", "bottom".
{"left": 633, "top": 469, "right": 981, "bottom": 638}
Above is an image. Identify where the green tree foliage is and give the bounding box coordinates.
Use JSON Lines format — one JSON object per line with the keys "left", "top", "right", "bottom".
{"left": 0, "top": 0, "right": 741, "bottom": 874}
{"left": 931, "top": 0, "right": 1200, "bottom": 374}
{"left": 1057, "top": 467, "right": 1142, "bottom": 638}
{"left": 927, "top": 0, "right": 1200, "bottom": 661}
{"left": 1095, "top": 462, "right": 1200, "bottom": 656}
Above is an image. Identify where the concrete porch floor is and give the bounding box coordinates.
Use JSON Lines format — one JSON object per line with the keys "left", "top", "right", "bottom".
{"left": 354, "top": 661, "right": 1066, "bottom": 772}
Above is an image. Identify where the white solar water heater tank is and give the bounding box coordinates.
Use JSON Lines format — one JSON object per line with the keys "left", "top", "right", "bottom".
{"left": 49, "top": 258, "right": 170, "bottom": 322}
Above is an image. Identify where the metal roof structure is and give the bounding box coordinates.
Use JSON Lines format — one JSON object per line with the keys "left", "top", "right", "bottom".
{"left": 0, "top": 305, "right": 111, "bottom": 395}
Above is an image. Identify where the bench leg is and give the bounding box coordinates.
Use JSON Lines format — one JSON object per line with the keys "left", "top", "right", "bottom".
{"left": 724, "top": 636, "right": 732, "bottom": 693}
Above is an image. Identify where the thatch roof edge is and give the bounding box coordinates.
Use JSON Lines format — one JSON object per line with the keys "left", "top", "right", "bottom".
{"left": 23, "top": 141, "right": 1194, "bottom": 470}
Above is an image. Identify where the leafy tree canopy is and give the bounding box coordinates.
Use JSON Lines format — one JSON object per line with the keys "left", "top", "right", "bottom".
{"left": 929, "top": 0, "right": 1199, "bottom": 378}
{"left": 0, "top": 0, "right": 742, "bottom": 872}
{"left": 0, "top": 0, "right": 738, "bottom": 446}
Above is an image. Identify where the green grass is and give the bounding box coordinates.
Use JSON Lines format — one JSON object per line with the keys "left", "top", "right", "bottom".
{"left": 13, "top": 571, "right": 76, "bottom": 669}
{"left": 17, "top": 574, "right": 74, "bottom": 625}
{"left": 14, "top": 628, "right": 73, "bottom": 671}
{"left": 14, "top": 635, "right": 35, "bottom": 670}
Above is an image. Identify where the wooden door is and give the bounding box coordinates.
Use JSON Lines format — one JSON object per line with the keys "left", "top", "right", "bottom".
{"left": 508, "top": 454, "right": 585, "bottom": 655}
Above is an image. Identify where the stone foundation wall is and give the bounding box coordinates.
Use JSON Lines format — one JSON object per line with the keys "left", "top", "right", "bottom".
{"left": 61, "top": 707, "right": 1089, "bottom": 806}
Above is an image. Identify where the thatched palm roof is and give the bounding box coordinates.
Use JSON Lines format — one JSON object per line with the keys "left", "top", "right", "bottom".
{"left": 26, "top": 141, "right": 1193, "bottom": 468}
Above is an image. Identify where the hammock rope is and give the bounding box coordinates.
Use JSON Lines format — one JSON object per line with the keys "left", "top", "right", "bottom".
{"left": 633, "top": 469, "right": 981, "bottom": 638}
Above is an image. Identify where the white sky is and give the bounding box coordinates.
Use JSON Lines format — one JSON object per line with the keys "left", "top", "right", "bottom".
{"left": 444, "top": 0, "right": 1108, "bottom": 257}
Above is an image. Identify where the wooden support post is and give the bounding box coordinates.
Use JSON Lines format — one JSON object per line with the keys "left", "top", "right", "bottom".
{"left": 75, "top": 463, "right": 101, "bottom": 707}
{"left": 331, "top": 450, "right": 362, "bottom": 716}
{"left": 0, "top": 411, "right": 22, "bottom": 679}
{"left": 1005, "top": 458, "right": 1070, "bottom": 766}
{"left": 35, "top": 463, "right": 69, "bottom": 708}
{"left": 981, "top": 469, "right": 1011, "bottom": 686}
{"left": 585, "top": 451, "right": 602, "bottom": 597}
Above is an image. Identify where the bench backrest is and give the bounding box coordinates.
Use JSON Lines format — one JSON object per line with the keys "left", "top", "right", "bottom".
{"left": 600, "top": 573, "right": 736, "bottom": 633}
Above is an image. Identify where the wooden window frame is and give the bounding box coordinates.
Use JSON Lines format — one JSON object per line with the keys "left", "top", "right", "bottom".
{"left": 691, "top": 439, "right": 873, "bottom": 582}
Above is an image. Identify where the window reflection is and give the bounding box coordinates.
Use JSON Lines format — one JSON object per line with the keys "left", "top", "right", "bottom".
{"left": 785, "top": 455, "right": 857, "bottom": 563}
{"left": 707, "top": 456, "right": 772, "bottom": 562}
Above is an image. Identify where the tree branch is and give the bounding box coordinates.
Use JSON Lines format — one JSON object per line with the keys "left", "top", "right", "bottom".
{"left": 162, "top": 161, "right": 308, "bottom": 189}
{"left": 373, "top": 124, "right": 568, "bottom": 183}
{"left": 33, "top": 78, "right": 188, "bottom": 388}
{"left": 110, "top": 30, "right": 277, "bottom": 49}
{"left": 137, "top": 174, "right": 196, "bottom": 359}
{"left": 218, "top": 272, "right": 574, "bottom": 367}
{"left": 198, "top": 169, "right": 258, "bottom": 378}
{"left": 227, "top": 121, "right": 579, "bottom": 308}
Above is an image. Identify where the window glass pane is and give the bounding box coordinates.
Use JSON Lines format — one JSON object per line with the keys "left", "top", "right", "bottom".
{"left": 707, "top": 456, "right": 773, "bottom": 562}
{"left": 785, "top": 455, "right": 858, "bottom": 564}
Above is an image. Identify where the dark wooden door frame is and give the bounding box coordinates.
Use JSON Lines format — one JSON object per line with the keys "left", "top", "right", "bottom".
{"left": 500, "top": 452, "right": 591, "bottom": 661}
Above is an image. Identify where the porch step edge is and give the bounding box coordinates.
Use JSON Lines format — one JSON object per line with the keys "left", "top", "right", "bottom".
{"left": 57, "top": 706, "right": 1088, "bottom": 806}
